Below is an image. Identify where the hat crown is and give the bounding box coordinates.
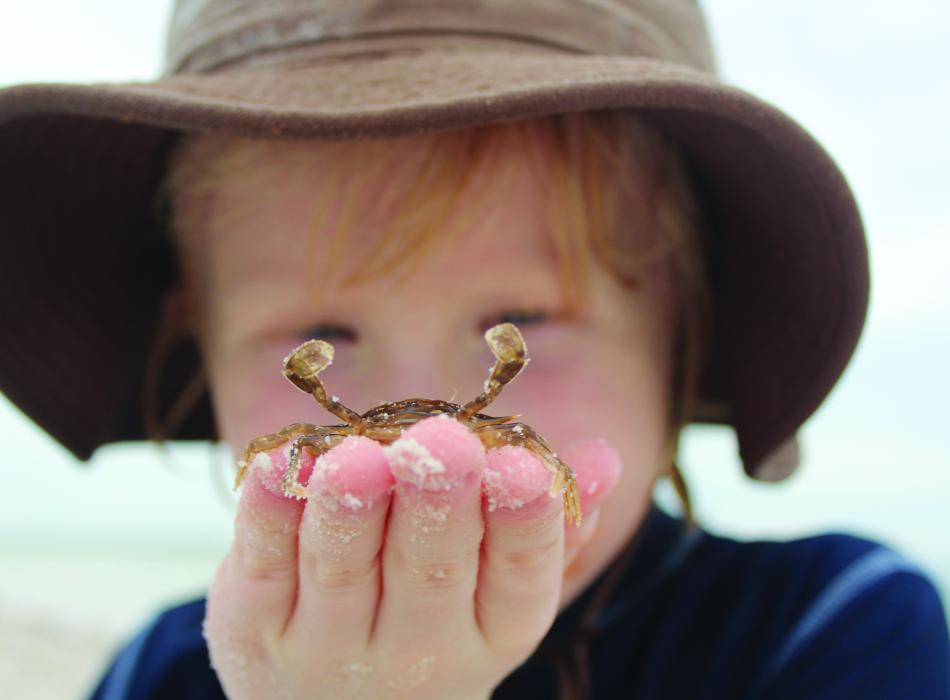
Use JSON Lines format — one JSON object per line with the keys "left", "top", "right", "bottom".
{"left": 166, "top": 0, "right": 715, "bottom": 75}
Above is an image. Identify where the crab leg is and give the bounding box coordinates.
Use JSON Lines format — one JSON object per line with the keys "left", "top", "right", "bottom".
{"left": 474, "top": 422, "right": 583, "bottom": 527}
{"left": 459, "top": 323, "right": 528, "bottom": 420}
{"left": 281, "top": 429, "right": 350, "bottom": 499}
{"left": 235, "top": 422, "right": 325, "bottom": 490}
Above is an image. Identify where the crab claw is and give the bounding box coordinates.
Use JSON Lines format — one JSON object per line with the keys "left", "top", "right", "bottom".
{"left": 484, "top": 323, "right": 528, "bottom": 386}
{"left": 460, "top": 324, "right": 529, "bottom": 420}
{"left": 283, "top": 339, "right": 334, "bottom": 393}
{"left": 485, "top": 323, "right": 526, "bottom": 364}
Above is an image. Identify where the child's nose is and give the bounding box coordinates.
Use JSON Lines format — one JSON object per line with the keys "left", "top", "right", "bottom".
{"left": 365, "top": 354, "right": 462, "bottom": 404}
{"left": 354, "top": 326, "right": 487, "bottom": 405}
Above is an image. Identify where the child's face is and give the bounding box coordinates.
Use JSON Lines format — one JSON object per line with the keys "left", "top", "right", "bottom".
{"left": 175, "top": 133, "right": 677, "bottom": 608}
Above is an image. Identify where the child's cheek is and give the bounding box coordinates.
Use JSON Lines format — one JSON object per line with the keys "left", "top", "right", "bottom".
{"left": 498, "top": 364, "right": 666, "bottom": 513}
{"left": 222, "top": 355, "right": 336, "bottom": 450}
{"left": 494, "top": 361, "right": 635, "bottom": 447}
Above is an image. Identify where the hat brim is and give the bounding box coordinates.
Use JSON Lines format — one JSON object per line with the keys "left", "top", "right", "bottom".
{"left": 0, "top": 44, "right": 868, "bottom": 478}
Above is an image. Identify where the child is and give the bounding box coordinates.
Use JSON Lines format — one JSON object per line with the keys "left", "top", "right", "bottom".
{"left": 1, "top": 1, "right": 947, "bottom": 698}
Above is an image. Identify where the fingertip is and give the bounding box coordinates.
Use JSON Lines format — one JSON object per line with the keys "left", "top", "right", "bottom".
{"left": 231, "top": 461, "right": 303, "bottom": 589}
{"left": 241, "top": 460, "right": 306, "bottom": 512}
{"left": 385, "top": 415, "right": 486, "bottom": 491}
{"left": 249, "top": 446, "right": 316, "bottom": 499}
{"left": 235, "top": 470, "right": 303, "bottom": 554}
{"left": 308, "top": 435, "right": 394, "bottom": 511}
{"left": 484, "top": 446, "right": 553, "bottom": 514}
{"left": 561, "top": 438, "right": 622, "bottom": 511}
{"left": 476, "top": 449, "right": 564, "bottom": 650}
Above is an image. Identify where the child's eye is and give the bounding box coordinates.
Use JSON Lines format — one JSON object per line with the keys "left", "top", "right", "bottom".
{"left": 299, "top": 323, "right": 358, "bottom": 342}
{"left": 482, "top": 310, "right": 549, "bottom": 330}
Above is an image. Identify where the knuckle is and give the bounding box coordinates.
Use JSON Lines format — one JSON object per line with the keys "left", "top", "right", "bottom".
{"left": 244, "top": 506, "right": 298, "bottom": 537}
{"left": 237, "top": 548, "right": 298, "bottom": 582}
{"left": 311, "top": 557, "right": 379, "bottom": 591}
{"left": 232, "top": 534, "right": 296, "bottom": 582}
{"left": 406, "top": 558, "right": 469, "bottom": 589}
{"left": 489, "top": 539, "right": 560, "bottom": 574}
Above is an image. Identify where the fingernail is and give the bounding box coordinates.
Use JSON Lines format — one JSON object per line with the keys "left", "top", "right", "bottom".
{"left": 307, "top": 436, "right": 393, "bottom": 512}
{"left": 483, "top": 446, "right": 555, "bottom": 513}
{"left": 384, "top": 415, "right": 485, "bottom": 492}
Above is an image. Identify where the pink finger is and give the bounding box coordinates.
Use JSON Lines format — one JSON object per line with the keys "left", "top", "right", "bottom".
{"left": 212, "top": 455, "right": 306, "bottom": 648}
{"left": 291, "top": 436, "right": 394, "bottom": 650}
{"left": 376, "top": 415, "right": 486, "bottom": 647}
{"left": 563, "top": 438, "right": 623, "bottom": 513}
{"left": 559, "top": 438, "right": 622, "bottom": 567}
{"left": 477, "top": 446, "right": 565, "bottom": 652}
{"left": 482, "top": 445, "right": 557, "bottom": 516}
{"left": 248, "top": 442, "right": 316, "bottom": 498}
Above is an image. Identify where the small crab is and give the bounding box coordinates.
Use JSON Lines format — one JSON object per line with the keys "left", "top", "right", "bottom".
{"left": 235, "top": 323, "right": 582, "bottom": 526}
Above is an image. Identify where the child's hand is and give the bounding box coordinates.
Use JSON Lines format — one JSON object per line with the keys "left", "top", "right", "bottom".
{"left": 205, "top": 416, "right": 620, "bottom": 699}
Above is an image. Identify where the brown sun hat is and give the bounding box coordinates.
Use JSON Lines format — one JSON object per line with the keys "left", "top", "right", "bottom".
{"left": 0, "top": 0, "right": 868, "bottom": 481}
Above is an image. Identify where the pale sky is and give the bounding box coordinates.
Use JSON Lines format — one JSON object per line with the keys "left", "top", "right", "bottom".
{"left": 1, "top": 0, "right": 948, "bottom": 630}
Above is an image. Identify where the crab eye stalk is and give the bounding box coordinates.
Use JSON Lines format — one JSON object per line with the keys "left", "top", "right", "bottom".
{"left": 283, "top": 339, "right": 334, "bottom": 393}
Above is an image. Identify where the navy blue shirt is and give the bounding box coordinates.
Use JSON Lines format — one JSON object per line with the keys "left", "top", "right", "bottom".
{"left": 89, "top": 505, "right": 950, "bottom": 699}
